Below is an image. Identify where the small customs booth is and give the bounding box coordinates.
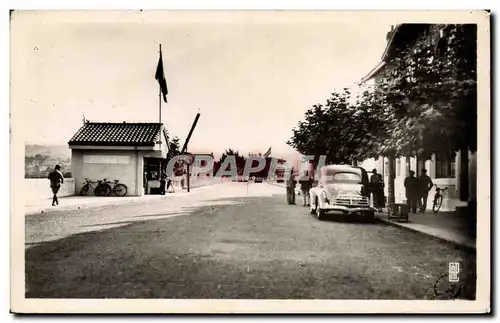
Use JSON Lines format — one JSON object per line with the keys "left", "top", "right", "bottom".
{"left": 68, "top": 122, "right": 169, "bottom": 196}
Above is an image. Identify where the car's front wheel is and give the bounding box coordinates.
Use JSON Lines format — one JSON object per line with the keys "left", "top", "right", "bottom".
{"left": 365, "top": 211, "right": 375, "bottom": 222}
{"left": 315, "top": 198, "right": 326, "bottom": 220}
{"left": 310, "top": 199, "right": 316, "bottom": 215}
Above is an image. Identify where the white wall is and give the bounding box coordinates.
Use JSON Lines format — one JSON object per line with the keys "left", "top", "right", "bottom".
{"left": 72, "top": 149, "right": 139, "bottom": 196}
{"left": 361, "top": 154, "right": 462, "bottom": 207}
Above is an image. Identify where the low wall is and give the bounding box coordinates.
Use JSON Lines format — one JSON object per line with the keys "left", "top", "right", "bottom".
{"left": 25, "top": 176, "right": 227, "bottom": 201}
{"left": 171, "top": 176, "right": 232, "bottom": 190}
{"left": 25, "top": 178, "right": 76, "bottom": 201}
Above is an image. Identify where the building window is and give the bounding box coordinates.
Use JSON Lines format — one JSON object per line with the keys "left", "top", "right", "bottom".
{"left": 435, "top": 154, "right": 456, "bottom": 178}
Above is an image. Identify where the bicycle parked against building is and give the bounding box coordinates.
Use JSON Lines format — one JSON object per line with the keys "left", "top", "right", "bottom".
{"left": 432, "top": 184, "right": 448, "bottom": 213}
{"left": 79, "top": 178, "right": 108, "bottom": 196}
{"left": 101, "top": 178, "right": 128, "bottom": 196}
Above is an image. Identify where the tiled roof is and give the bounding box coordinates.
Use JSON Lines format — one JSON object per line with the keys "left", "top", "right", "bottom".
{"left": 68, "top": 122, "right": 163, "bottom": 146}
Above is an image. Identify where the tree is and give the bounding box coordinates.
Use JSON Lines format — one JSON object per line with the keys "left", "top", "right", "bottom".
{"left": 167, "top": 136, "right": 181, "bottom": 160}
{"left": 214, "top": 149, "right": 246, "bottom": 176}
{"left": 165, "top": 136, "right": 183, "bottom": 176}
{"left": 367, "top": 24, "right": 476, "bottom": 160}
{"left": 359, "top": 24, "right": 477, "bottom": 205}
{"left": 287, "top": 89, "right": 383, "bottom": 165}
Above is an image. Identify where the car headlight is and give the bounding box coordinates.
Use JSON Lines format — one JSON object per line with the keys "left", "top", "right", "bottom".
{"left": 322, "top": 191, "right": 330, "bottom": 204}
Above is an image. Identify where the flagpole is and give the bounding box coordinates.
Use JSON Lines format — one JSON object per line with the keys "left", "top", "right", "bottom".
{"left": 159, "top": 44, "right": 162, "bottom": 125}
{"left": 158, "top": 44, "right": 162, "bottom": 185}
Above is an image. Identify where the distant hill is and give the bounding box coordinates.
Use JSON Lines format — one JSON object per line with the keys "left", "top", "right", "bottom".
{"left": 25, "top": 144, "right": 71, "bottom": 160}
{"left": 24, "top": 144, "right": 71, "bottom": 178}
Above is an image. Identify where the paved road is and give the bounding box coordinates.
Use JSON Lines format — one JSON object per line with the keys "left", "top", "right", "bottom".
{"left": 25, "top": 182, "right": 476, "bottom": 299}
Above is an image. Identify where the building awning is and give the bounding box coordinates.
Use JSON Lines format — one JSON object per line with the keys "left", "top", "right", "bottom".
{"left": 359, "top": 24, "right": 402, "bottom": 84}
{"left": 142, "top": 150, "right": 165, "bottom": 159}
{"left": 359, "top": 61, "right": 386, "bottom": 84}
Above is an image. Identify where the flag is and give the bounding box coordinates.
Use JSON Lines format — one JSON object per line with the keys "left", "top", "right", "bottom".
{"left": 155, "top": 49, "right": 168, "bottom": 103}
{"left": 264, "top": 146, "right": 272, "bottom": 158}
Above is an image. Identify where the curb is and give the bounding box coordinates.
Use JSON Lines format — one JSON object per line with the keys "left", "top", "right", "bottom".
{"left": 376, "top": 214, "right": 476, "bottom": 252}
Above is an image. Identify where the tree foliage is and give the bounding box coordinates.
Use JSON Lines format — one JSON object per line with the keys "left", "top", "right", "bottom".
{"left": 288, "top": 24, "right": 476, "bottom": 163}
{"left": 214, "top": 148, "right": 246, "bottom": 175}
{"left": 369, "top": 24, "right": 477, "bottom": 159}
{"left": 167, "top": 136, "right": 182, "bottom": 160}
{"left": 287, "top": 89, "right": 383, "bottom": 164}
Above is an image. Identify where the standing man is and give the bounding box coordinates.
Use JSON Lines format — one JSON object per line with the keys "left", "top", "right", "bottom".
{"left": 299, "top": 172, "right": 312, "bottom": 206}
{"left": 286, "top": 168, "right": 296, "bottom": 205}
{"left": 47, "top": 165, "right": 64, "bottom": 206}
{"left": 370, "top": 169, "right": 384, "bottom": 212}
{"left": 404, "top": 170, "right": 419, "bottom": 214}
{"left": 418, "top": 168, "right": 434, "bottom": 212}
{"left": 159, "top": 170, "right": 167, "bottom": 195}
{"left": 166, "top": 174, "right": 175, "bottom": 193}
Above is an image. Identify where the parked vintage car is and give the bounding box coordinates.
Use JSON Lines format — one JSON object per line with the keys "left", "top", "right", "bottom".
{"left": 309, "top": 165, "right": 375, "bottom": 221}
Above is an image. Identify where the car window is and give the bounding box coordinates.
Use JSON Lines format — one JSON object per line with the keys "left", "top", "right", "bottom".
{"left": 324, "top": 172, "right": 361, "bottom": 183}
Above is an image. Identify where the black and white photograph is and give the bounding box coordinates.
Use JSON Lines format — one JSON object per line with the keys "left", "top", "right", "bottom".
{"left": 10, "top": 10, "right": 490, "bottom": 314}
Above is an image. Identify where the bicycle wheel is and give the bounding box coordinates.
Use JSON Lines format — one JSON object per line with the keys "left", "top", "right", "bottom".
{"left": 102, "top": 184, "right": 112, "bottom": 196}
{"left": 432, "top": 195, "right": 443, "bottom": 213}
{"left": 113, "top": 184, "right": 128, "bottom": 196}
{"left": 79, "top": 184, "right": 90, "bottom": 196}
{"left": 95, "top": 184, "right": 111, "bottom": 196}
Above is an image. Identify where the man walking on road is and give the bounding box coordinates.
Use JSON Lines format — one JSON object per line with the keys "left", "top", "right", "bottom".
{"left": 418, "top": 168, "right": 433, "bottom": 212}
{"left": 404, "top": 170, "right": 419, "bottom": 214}
{"left": 286, "top": 168, "right": 296, "bottom": 205}
{"left": 47, "top": 165, "right": 64, "bottom": 206}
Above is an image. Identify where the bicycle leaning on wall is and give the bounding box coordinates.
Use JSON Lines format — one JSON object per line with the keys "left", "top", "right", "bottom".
{"left": 101, "top": 178, "right": 128, "bottom": 196}
{"left": 432, "top": 184, "right": 448, "bottom": 213}
{"left": 79, "top": 178, "right": 108, "bottom": 196}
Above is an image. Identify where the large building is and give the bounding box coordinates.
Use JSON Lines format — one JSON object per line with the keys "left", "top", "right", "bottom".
{"left": 68, "top": 121, "right": 169, "bottom": 196}
{"left": 360, "top": 24, "right": 476, "bottom": 211}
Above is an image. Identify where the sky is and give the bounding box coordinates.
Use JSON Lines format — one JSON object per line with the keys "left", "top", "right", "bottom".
{"left": 12, "top": 11, "right": 394, "bottom": 158}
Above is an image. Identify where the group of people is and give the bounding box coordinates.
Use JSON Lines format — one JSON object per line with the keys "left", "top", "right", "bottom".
{"left": 404, "top": 168, "right": 434, "bottom": 214}
{"left": 372, "top": 167, "right": 434, "bottom": 214}
{"left": 285, "top": 166, "right": 434, "bottom": 215}
{"left": 286, "top": 169, "right": 313, "bottom": 206}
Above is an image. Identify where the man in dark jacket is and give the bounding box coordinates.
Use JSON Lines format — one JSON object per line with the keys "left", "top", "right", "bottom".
{"left": 418, "top": 168, "right": 434, "bottom": 212}
{"left": 159, "top": 170, "right": 167, "bottom": 195}
{"left": 47, "top": 165, "right": 64, "bottom": 206}
{"left": 404, "top": 170, "right": 419, "bottom": 214}
{"left": 370, "top": 169, "right": 384, "bottom": 212}
{"left": 286, "top": 168, "right": 296, "bottom": 205}
{"left": 299, "top": 172, "right": 312, "bottom": 206}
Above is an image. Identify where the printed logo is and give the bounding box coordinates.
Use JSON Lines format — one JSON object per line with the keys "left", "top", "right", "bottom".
{"left": 449, "top": 262, "right": 460, "bottom": 283}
